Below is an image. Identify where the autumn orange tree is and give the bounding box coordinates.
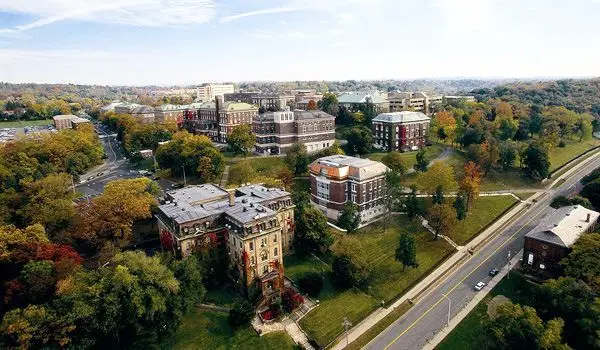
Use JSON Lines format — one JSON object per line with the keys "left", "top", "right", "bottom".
{"left": 73, "top": 178, "right": 159, "bottom": 246}
{"left": 307, "top": 99, "right": 317, "bottom": 110}
{"left": 434, "top": 111, "right": 457, "bottom": 144}
{"left": 460, "top": 161, "right": 482, "bottom": 209}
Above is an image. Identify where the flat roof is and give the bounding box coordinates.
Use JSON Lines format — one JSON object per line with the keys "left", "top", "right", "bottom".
{"left": 525, "top": 205, "right": 600, "bottom": 248}
{"left": 372, "top": 111, "right": 431, "bottom": 123}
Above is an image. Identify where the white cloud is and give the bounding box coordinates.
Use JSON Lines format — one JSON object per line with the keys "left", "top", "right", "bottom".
{"left": 429, "top": 0, "right": 498, "bottom": 34}
{"left": 0, "top": 0, "right": 217, "bottom": 32}
{"left": 329, "top": 28, "right": 345, "bottom": 36}
{"left": 220, "top": 7, "right": 300, "bottom": 23}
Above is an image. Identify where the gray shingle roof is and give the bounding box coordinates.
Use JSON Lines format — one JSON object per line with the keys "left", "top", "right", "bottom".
{"left": 525, "top": 205, "right": 600, "bottom": 248}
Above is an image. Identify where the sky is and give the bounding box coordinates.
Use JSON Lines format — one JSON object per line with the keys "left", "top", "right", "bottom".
{"left": 0, "top": 0, "right": 599, "bottom": 85}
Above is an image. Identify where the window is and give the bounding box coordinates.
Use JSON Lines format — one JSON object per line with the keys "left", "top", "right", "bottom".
{"left": 273, "top": 234, "right": 278, "bottom": 243}
{"left": 274, "top": 248, "right": 278, "bottom": 256}
{"left": 351, "top": 183, "right": 357, "bottom": 192}
{"left": 261, "top": 238, "right": 267, "bottom": 247}
{"left": 527, "top": 253, "right": 534, "bottom": 265}
{"left": 239, "top": 241, "right": 242, "bottom": 248}
{"left": 316, "top": 179, "right": 330, "bottom": 201}
{"left": 351, "top": 193, "right": 357, "bottom": 203}
{"left": 263, "top": 265, "right": 269, "bottom": 273}
{"left": 251, "top": 256, "right": 255, "bottom": 265}
{"left": 260, "top": 251, "right": 268, "bottom": 261}
{"left": 249, "top": 242, "right": 253, "bottom": 251}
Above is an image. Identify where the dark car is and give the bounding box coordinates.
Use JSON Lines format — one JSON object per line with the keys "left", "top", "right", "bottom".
{"left": 489, "top": 268, "right": 499, "bottom": 277}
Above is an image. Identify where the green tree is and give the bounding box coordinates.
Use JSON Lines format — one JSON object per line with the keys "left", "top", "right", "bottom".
{"left": 414, "top": 148, "right": 428, "bottom": 172}
{"left": 284, "top": 142, "right": 309, "bottom": 175}
{"left": 317, "top": 93, "right": 339, "bottom": 117}
{"left": 580, "top": 180, "right": 600, "bottom": 210}
{"left": 432, "top": 185, "right": 445, "bottom": 205}
{"left": 395, "top": 232, "right": 418, "bottom": 271}
{"left": 337, "top": 202, "right": 361, "bottom": 233}
{"left": 416, "top": 162, "right": 458, "bottom": 195}
{"left": 332, "top": 236, "right": 370, "bottom": 289}
{"left": 560, "top": 233, "right": 600, "bottom": 292}
{"left": 523, "top": 143, "right": 551, "bottom": 181}
{"left": 576, "top": 118, "right": 593, "bottom": 141}
{"left": 483, "top": 301, "right": 570, "bottom": 350}
{"left": 294, "top": 206, "right": 333, "bottom": 255}
{"left": 453, "top": 193, "right": 467, "bottom": 220}
{"left": 229, "top": 160, "right": 257, "bottom": 186}
{"left": 229, "top": 299, "right": 255, "bottom": 328}
{"left": 499, "top": 118, "right": 518, "bottom": 140}
{"left": 381, "top": 152, "right": 407, "bottom": 175}
{"left": 228, "top": 125, "right": 256, "bottom": 157}
{"left": 405, "top": 185, "right": 424, "bottom": 221}
{"left": 499, "top": 142, "right": 517, "bottom": 171}
{"left": 346, "top": 127, "right": 372, "bottom": 155}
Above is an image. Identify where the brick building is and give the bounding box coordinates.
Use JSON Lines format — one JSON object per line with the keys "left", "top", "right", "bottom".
{"left": 309, "top": 155, "right": 389, "bottom": 224}
{"left": 156, "top": 184, "right": 295, "bottom": 301}
{"left": 154, "top": 104, "right": 186, "bottom": 124}
{"left": 372, "top": 111, "right": 431, "bottom": 152}
{"left": 253, "top": 108, "right": 335, "bottom": 155}
{"left": 183, "top": 99, "right": 258, "bottom": 143}
{"left": 224, "top": 92, "right": 295, "bottom": 111}
{"left": 523, "top": 205, "right": 599, "bottom": 278}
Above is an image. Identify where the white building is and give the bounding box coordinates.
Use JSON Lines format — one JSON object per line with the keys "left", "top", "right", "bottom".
{"left": 196, "top": 84, "right": 235, "bottom": 102}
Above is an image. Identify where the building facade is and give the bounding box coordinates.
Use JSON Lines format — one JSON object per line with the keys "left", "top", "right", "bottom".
{"left": 388, "top": 92, "right": 442, "bottom": 114}
{"left": 223, "top": 92, "right": 295, "bottom": 111}
{"left": 372, "top": 111, "right": 431, "bottom": 152}
{"left": 183, "top": 100, "right": 258, "bottom": 143}
{"left": 308, "top": 155, "right": 389, "bottom": 224}
{"left": 196, "top": 84, "right": 235, "bottom": 102}
{"left": 130, "top": 106, "right": 156, "bottom": 124}
{"left": 156, "top": 184, "right": 295, "bottom": 302}
{"left": 444, "top": 95, "right": 476, "bottom": 104}
{"left": 52, "top": 114, "right": 77, "bottom": 130}
{"left": 253, "top": 108, "right": 336, "bottom": 155}
{"left": 337, "top": 92, "right": 389, "bottom": 113}
{"left": 154, "top": 104, "right": 186, "bottom": 124}
{"left": 523, "top": 205, "right": 599, "bottom": 278}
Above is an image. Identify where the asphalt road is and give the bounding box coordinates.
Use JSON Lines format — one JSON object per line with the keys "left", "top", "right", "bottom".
{"left": 366, "top": 154, "right": 600, "bottom": 350}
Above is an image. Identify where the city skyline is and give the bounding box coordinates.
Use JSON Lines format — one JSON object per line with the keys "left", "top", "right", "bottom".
{"left": 0, "top": 0, "right": 599, "bottom": 85}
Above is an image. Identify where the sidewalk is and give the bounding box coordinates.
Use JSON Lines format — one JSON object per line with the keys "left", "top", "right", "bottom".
{"left": 422, "top": 251, "right": 523, "bottom": 350}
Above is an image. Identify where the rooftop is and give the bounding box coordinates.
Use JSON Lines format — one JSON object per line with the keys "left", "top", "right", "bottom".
{"left": 372, "top": 111, "right": 431, "bottom": 124}
{"left": 525, "top": 205, "right": 600, "bottom": 248}
{"left": 52, "top": 114, "right": 77, "bottom": 120}
{"left": 131, "top": 105, "right": 155, "bottom": 114}
{"left": 295, "top": 110, "right": 336, "bottom": 120}
{"left": 338, "top": 92, "right": 387, "bottom": 105}
{"left": 309, "top": 155, "right": 388, "bottom": 181}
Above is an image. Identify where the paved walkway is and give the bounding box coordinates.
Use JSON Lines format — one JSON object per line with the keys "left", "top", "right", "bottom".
{"left": 220, "top": 165, "right": 230, "bottom": 187}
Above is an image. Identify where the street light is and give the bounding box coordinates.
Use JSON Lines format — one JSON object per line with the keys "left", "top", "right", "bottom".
{"left": 507, "top": 249, "right": 512, "bottom": 279}
{"left": 442, "top": 293, "right": 451, "bottom": 327}
{"left": 342, "top": 317, "right": 352, "bottom": 346}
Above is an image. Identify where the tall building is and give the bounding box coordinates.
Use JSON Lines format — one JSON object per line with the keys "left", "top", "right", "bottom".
{"left": 196, "top": 84, "right": 235, "bottom": 102}
{"left": 372, "top": 111, "right": 431, "bottom": 152}
{"left": 523, "top": 205, "right": 599, "bottom": 277}
{"left": 183, "top": 99, "right": 258, "bottom": 143}
{"left": 388, "top": 92, "right": 442, "bottom": 114}
{"left": 308, "top": 155, "right": 389, "bottom": 225}
{"left": 253, "top": 108, "right": 336, "bottom": 155}
{"left": 156, "top": 184, "right": 295, "bottom": 301}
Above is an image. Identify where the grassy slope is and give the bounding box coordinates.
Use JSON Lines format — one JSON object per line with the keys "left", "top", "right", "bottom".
{"left": 292, "top": 216, "right": 454, "bottom": 346}
{"left": 162, "top": 309, "right": 296, "bottom": 350}
{"left": 548, "top": 138, "right": 600, "bottom": 172}
{"left": 368, "top": 144, "right": 445, "bottom": 170}
{"left": 0, "top": 119, "right": 53, "bottom": 128}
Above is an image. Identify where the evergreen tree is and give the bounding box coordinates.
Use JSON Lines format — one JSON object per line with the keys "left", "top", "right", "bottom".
{"left": 395, "top": 232, "right": 418, "bottom": 271}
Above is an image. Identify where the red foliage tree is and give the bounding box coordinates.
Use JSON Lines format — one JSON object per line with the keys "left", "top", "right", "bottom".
{"left": 282, "top": 288, "right": 304, "bottom": 312}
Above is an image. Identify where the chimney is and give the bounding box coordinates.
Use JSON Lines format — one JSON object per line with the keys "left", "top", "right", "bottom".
{"left": 228, "top": 190, "right": 235, "bottom": 207}
{"left": 586, "top": 213, "right": 591, "bottom": 223}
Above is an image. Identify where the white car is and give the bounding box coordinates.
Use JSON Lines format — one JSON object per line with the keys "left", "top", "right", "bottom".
{"left": 474, "top": 282, "right": 486, "bottom": 291}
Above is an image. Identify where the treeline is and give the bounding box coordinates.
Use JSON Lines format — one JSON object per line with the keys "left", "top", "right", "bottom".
{"left": 0, "top": 92, "right": 103, "bottom": 121}
{"left": 472, "top": 78, "right": 600, "bottom": 117}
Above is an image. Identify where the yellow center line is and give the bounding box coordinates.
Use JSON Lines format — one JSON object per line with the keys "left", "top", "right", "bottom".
{"left": 382, "top": 158, "right": 599, "bottom": 350}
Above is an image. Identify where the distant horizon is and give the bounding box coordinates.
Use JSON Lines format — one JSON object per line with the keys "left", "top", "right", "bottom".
{"left": 1, "top": 76, "right": 599, "bottom": 88}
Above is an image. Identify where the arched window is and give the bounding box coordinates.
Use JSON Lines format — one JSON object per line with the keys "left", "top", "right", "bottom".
{"left": 260, "top": 250, "right": 268, "bottom": 261}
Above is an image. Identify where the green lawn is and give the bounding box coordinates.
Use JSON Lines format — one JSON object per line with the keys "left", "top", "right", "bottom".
{"left": 438, "top": 271, "right": 539, "bottom": 350}
{"left": 516, "top": 192, "right": 538, "bottom": 200}
{"left": 292, "top": 216, "right": 454, "bottom": 346}
{"left": 449, "top": 195, "right": 518, "bottom": 245}
{"left": 0, "top": 119, "right": 53, "bottom": 128}
{"left": 548, "top": 138, "right": 600, "bottom": 172}
{"left": 293, "top": 178, "right": 310, "bottom": 193}
{"left": 204, "top": 288, "right": 238, "bottom": 308}
{"left": 162, "top": 309, "right": 296, "bottom": 350}
{"left": 346, "top": 300, "right": 412, "bottom": 350}
{"left": 226, "top": 156, "right": 287, "bottom": 185}
{"left": 367, "top": 144, "right": 445, "bottom": 171}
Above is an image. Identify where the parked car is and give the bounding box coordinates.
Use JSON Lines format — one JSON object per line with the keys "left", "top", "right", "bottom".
{"left": 489, "top": 268, "right": 499, "bottom": 277}
{"left": 474, "top": 282, "right": 486, "bottom": 291}
{"left": 98, "top": 172, "right": 104, "bottom": 176}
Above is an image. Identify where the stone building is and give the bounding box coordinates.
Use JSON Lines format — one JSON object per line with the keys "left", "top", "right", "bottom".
{"left": 372, "top": 111, "right": 431, "bottom": 152}
{"left": 183, "top": 99, "right": 258, "bottom": 143}
{"left": 154, "top": 104, "right": 186, "bottom": 124}
{"left": 52, "top": 114, "right": 77, "bottom": 130}
{"left": 156, "top": 184, "right": 295, "bottom": 301}
{"left": 388, "top": 92, "right": 442, "bottom": 114}
{"left": 308, "top": 155, "right": 389, "bottom": 224}
{"left": 196, "top": 84, "right": 235, "bottom": 102}
{"left": 523, "top": 205, "right": 599, "bottom": 278}
{"left": 253, "top": 108, "right": 335, "bottom": 155}
{"left": 337, "top": 92, "right": 389, "bottom": 113}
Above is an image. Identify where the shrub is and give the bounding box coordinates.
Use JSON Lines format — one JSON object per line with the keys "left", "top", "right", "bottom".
{"left": 581, "top": 167, "right": 600, "bottom": 185}
{"left": 282, "top": 288, "right": 304, "bottom": 313}
{"left": 298, "top": 272, "right": 324, "bottom": 298}
{"left": 558, "top": 140, "right": 566, "bottom": 147}
{"left": 228, "top": 299, "right": 255, "bottom": 328}
{"left": 551, "top": 196, "right": 572, "bottom": 209}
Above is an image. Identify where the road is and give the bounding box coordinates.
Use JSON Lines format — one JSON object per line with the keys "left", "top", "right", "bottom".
{"left": 75, "top": 124, "right": 175, "bottom": 198}
{"left": 366, "top": 154, "right": 600, "bottom": 350}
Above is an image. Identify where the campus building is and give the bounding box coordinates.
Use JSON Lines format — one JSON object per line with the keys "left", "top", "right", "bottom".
{"left": 308, "top": 155, "right": 389, "bottom": 224}
{"left": 196, "top": 84, "right": 235, "bottom": 102}
{"left": 388, "top": 92, "right": 442, "bottom": 114}
{"left": 154, "top": 104, "right": 186, "bottom": 124}
{"left": 253, "top": 108, "right": 336, "bottom": 155}
{"left": 156, "top": 184, "right": 295, "bottom": 301}
{"left": 372, "top": 111, "right": 431, "bottom": 152}
{"left": 183, "top": 99, "right": 258, "bottom": 143}
{"left": 53, "top": 115, "right": 91, "bottom": 130}
{"left": 523, "top": 205, "right": 599, "bottom": 277}
{"left": 337, "top": 92, "right": 389, "bottom": 113}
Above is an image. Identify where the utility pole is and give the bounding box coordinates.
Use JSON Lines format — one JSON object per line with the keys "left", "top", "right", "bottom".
{"left": 182, "top": 165, "right": 187, "bottom": 186}
{"left": 442, "top": 293, "right": 451, "bottom": 327}
{"left": 342, "top": 317, "right": 352, "bottom": 346}
{"left": 507, "top": 249, "right": 511, "bottom": 279}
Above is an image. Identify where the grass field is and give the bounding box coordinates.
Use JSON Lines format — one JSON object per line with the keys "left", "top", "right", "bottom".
{"left": 0, "top": 119, "right": 53, "bottom": 128}
{"left": 162, "top": 309, "right": 296, "bottom": 350}
{"left": 227, "top": 156, "right": 287, "bottom": 185}
{"left": 548, "top": 138, "right": 600, "bottom": 172}
{"left": 292, "top": 216, "right": 454, "bottom": 346}
{"left": 516, "top": 192, "right": 538, "bottom": 200}
{"left": 204, "top": 288, "right": 238, "bottom": 308}
{"left": 448, "top": 195, "right": 518, "bottom": 245}
{"left": 368, "top": 144, "right": 445, "bottom": 170}
{"left": 346, "top": 300, "right": 412, "bottom": 350}
{"left": 438, "top": 271, "right": 539, "bottom": 350}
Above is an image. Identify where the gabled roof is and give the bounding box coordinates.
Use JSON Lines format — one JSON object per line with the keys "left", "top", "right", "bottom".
{"left": 372, "top": 111, "right": 431, "bottom": 124}
{"left": 309, "top": 155, "right": 389, "bottom": 181}
{"left": 525, "top": 205, "right": 600, "bottom": 248}
{"left": 131, "top": 105, "right": 154, "bottom": 114}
